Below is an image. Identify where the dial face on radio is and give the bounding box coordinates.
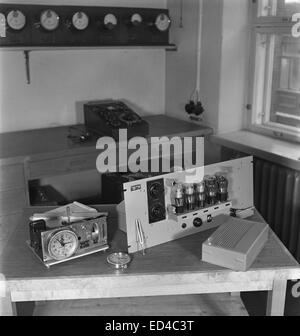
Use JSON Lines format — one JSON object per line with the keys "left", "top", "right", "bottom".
{"left": 131, "top": 13, "right": 142, "bottom": 26}
{"left": 151, "top": 204, "right": 165, "bottom": 219}
{"left": 40, "top": 9, "right": 60, "bottom": 31}
{"left": 149, "top": 182, "right": 164, "bottom": 199}
{"left": 155, "top": 13, "right": 171, "bottom": 32}
{"left": 104, "top": 13, "right": 117, "bottom": 29}
{"left": 47, "top": 229, "right": 78, "bottom": 261}
{"left": 7, "top": 10, "right": 26, "bottom": 30}
{"left": 72, "top": 11, "right": 89, "bottom": 31}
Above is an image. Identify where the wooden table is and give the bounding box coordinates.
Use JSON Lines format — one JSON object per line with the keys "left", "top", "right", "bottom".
{"left": 1, "top": 207, "right": 300, "bottom": 316}
{"left": 0, "top": 115, "right": 212, "bottom": 256}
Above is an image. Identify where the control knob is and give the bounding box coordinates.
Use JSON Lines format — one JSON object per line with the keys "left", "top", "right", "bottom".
{"left": 193, "top": 217, "right": 203, "bottom": 228}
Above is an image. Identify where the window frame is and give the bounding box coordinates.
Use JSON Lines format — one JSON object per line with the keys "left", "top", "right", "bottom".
{"left": 247, "top": 0, "right": 300, "bottom": 144}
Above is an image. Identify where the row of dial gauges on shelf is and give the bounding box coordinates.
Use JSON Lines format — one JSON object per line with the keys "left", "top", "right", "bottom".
{"left": 3, "top": 9, "right": 171, "bottom": 32}
{"left": 0, "top": 4, "right": 172, "bottom": 47}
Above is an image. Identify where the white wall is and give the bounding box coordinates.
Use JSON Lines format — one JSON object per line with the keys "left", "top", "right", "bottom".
{"left": 199, "top": 0, "right": 250, "bottom": 135}
{"left": 165, "top": 0, "right": 200, "bottom": 121}
{"left": 165, "top": 0, "right": 250, "bottom": 164}
{"left": 0, "top": 0, "right": 168, "bottom": 133}
{"left": 218, "top": 0, "right": 250, "bottom": 134}
{"left": 199, "top": 0, "right": 223, "bottom": 133}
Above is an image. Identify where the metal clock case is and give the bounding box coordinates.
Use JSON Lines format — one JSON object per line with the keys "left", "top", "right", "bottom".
{"left": 28, "top": 214, "right": 109, "bottom": 268}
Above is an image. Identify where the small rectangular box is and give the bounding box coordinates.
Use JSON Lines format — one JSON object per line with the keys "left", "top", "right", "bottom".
{"left": 202, "top": 215, "right": 269, "bottom": 271}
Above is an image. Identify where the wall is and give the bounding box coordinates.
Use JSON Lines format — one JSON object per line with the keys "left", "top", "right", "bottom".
{"left": 0, "top": 0, "right": 167, "bottom": 134}
{"left": 165, "top": 0, "right": 200, "bottom": 121}
{"left": 200, "top": 0, "right": 249, "bottom": 134}
{"left": 218, "top": 0, "right": 250, "bottom": 134}
{"left": 198, "top": 0, "right": 223, "bottom": 164}
{"left": 165, "top": 0, "right": 250, "bottom": 164}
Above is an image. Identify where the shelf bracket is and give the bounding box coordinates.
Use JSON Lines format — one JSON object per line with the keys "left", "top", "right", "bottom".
{"left": 24, "top": 50, "right": 31, "bottom": 84}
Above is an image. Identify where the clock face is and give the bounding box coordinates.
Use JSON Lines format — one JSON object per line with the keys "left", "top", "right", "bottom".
{"left": 72, "top": 11, "right": 89, "bottom": 31}
{"left": 104, "top": 13, "right": 117, "bottom": 29}
{"left": 47, "top": 229, "right": 78, "bottom": 261}
{"left": 7, "top": 10, "right": 26, "bottom": 30}
{"left": 40, "top": 9, "right": 60, "bottom": 31}
{"left": 155, "top": 13, "right": 171, "bottom": 32}
{"left": 130, "top": 13, "right": 142, "bottom": 26}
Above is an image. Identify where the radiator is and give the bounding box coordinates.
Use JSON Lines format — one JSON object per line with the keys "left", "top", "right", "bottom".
{"left": 254, "top": 158, "right": 300, "bottom": 261}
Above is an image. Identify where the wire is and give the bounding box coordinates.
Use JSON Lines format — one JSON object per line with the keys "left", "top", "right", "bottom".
{"left": 179, "top": 0, "right": 183, "bottom": 28}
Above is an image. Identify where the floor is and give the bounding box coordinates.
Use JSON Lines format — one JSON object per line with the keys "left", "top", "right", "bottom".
{"left": 32, "top": 293, "right": 248, "bottom": 316}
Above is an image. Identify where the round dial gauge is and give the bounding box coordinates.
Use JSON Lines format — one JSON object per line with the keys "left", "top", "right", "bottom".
{"left": 47, "top": 229, "right": 78, "bottom": 261}
{"left": 72, "top": 11, "right": 89, "bottom": 31}
{"left": 155, "top": 13, "right": 171, "bottom": 32}
{"left": 7, "top": 10, "right": 26, "bottom": 30}
{"left": 104, "top": 13, "right": 117, "bottom": 29}
{"left": 130, "top": 13, "right": 142, "bottom": 26}
{"left": 107, "top": 252, "right": 131, "bottom": 269}
{"left": 40, "top": 9, "right": 60, "bottom": 31}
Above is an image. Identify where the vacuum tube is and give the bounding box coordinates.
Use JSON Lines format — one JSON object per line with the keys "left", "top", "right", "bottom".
{"left": 184, "top": 183, "right": 195, "bottom": 211}
{"left": 172, "top": 183, "right": 185, "bottom": 214}
{"left": 195, "top": 181, "right": 206, "bottom": 208}
{"left": 204, "top": 176, "right": 218, "bottom": 206}
{"left": 216, "top": 174, "right": 229, "bottom": 202}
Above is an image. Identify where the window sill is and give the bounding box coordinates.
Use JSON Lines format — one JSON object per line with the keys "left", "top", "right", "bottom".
{"left": 210, "top": 130, "right": 300, "bottom": 171}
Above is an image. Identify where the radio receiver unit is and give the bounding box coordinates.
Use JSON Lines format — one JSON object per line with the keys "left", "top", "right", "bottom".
{"left": 117, "top": 156, "right": 254, "bottom": 254}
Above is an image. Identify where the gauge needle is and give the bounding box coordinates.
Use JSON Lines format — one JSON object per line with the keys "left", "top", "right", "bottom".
{"left": 55, "top": 238, "right": 63, "bottom": 246}
{"left": 63, "top": 241, "right": 74, "bottom": 245}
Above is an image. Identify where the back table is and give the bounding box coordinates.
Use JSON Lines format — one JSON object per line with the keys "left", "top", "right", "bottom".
{"left": 1, "top": 206, "right": 300, "bottom": 316}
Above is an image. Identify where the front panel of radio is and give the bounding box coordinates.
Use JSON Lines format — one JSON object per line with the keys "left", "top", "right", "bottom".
{"left": 147, "top": 178, "right": 166, "bottom": 224}
{"left": 0, "top": 4, "right": 171, "bottom": 47}
{"left": 120, "top": 156, "right": 254, "bottom": 253}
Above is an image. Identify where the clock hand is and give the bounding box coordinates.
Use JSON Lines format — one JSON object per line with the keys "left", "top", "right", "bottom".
{"left": 55, "top": 238, "right": 63, "bottom": 246}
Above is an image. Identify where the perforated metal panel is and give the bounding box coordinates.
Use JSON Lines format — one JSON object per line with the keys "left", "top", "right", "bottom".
{"left": 208, "top": 220, "right": 253, "bottom": 250}
{"left": 202, "top": 216, "right": 269, "bottom": 271}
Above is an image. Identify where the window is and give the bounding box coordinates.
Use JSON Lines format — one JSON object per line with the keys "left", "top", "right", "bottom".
{"left": 249, "top": 0, "right": 300, "bottom": 143}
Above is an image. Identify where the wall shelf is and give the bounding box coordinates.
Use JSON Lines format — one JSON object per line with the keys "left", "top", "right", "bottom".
{"left": 0, "top": 44, "right": 177, "bottom": 52}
